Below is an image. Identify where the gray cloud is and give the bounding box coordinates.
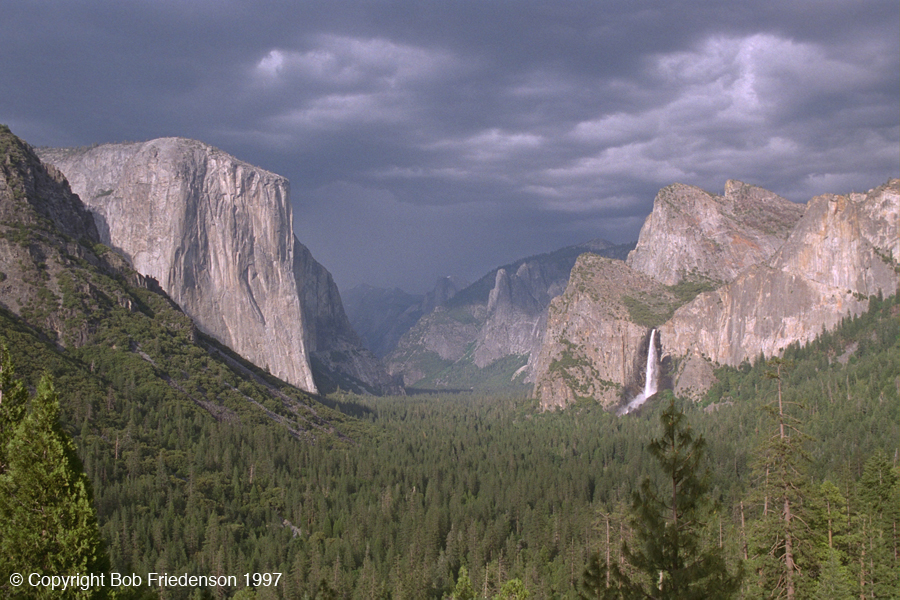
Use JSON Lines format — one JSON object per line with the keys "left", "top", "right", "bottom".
{"left": 2, "top": 0, "right": 897, "bottom": 292}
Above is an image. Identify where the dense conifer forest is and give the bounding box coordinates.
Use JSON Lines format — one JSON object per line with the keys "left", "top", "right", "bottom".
{"left": 1, "top": 293, "right": 898, "bottom": 599}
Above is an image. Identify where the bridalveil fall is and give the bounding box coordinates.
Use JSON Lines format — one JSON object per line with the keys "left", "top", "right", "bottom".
{"left": 619, "top": 329, "right": 659, "bottom": 415}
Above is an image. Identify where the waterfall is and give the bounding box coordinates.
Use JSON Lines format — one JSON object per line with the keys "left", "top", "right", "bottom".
{"left": 618, "top": 329, "right": 659, "bottom": 415}
{"left": 643, "top": 329, "right": 658, "bottom": 398}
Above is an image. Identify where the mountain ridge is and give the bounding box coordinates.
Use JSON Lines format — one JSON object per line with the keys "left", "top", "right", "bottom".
{"left": 533, "top": 178, "right": 899, "bottom": 410}
{"left": 0, "top": 124, "right": 350, "bottom": 437}
{"left": 39, "top": 138, "right": 399, "bottom": 395}
{"left": 383, "top": 239, "right": 635, "bottom": 389}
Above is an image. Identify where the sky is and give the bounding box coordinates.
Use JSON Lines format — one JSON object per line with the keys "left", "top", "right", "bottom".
{"left": 2, "top": 1, "right": 898, "bottom": 293}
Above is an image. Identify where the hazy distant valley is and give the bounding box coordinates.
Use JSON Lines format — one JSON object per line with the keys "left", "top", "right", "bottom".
{"left": 2, "top": 125, "right": 897, "bottom": 598}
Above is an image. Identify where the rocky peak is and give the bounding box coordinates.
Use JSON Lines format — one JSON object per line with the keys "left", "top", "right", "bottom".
{"left": 626, "top": 180, "right": 804, "bottom": 285}
{"left": 532, "top": 178, "right": 898, "bottom": 410}
{"left": 385, "top": 240, "right": 633, "bottom": 389}
{"left": 771, "top": 181, "right": 899, "bottom": 294}
{"left": 661, "top": 179, "right": 899, "bottom": 366}
{"left": 422, "top": 276, "right": 466, "bottom": 314}
{"left": 40, "top": 138, "right": 320, "bottom": 393}
{"left": 39, "top": 138, "right": 394, "bottom": 395}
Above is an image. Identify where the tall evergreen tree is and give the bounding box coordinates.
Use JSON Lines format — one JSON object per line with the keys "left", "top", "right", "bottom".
{"left": 850, "top": 451, "right": 900, "bottom": 598}
{"left": 746, "top": 359, "right": 814, "bottom": 599}
{"left": 607, "top": 398, "right": 741, "bottom": 599}
{"left": 447, "top": 565, "right": 475, "bottom": 600}
{"left": 0, "top": 348, "right": 109, "bottom": 599}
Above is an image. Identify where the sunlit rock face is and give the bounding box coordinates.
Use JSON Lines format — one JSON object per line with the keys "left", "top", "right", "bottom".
{"left": 532, "top": 255, "right": 675, "bottom": 410}
{"left": 39, "top": 138, "right": 397, "bottom": 395}
{"left": 660, "top": 179, "right": 899, "bottom": 366}
{"left": 626, "top": 180, "right": 804, "bottom": 286}
{"left": 532, "top": 179, "right": 899, "bottom": 410}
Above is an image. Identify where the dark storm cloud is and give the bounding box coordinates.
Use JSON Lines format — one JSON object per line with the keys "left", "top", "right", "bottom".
{"left": 2, "top": 0, "right": 897, "bottom": 291}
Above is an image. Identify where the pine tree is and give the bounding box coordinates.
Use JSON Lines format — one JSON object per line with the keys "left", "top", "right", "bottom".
{"left": 0, "top": 350, "right": 109, "bottom": 599}
{"left": 849, "top": 452, "right": 900, "bottom": 598}
{"left": 746, "top": 359, "right": 813, "bottom": 600}
{"left": 607, "top": 398, "right": 741, "bottom": 599}
{"left": 814, "top": 547, "right": 855, "bottom": 599}
{"left": 494, "top": 577, "right": 529, "bottom": 599}
{"left": 447, "top": 565, "right": 475, "bottom": 600}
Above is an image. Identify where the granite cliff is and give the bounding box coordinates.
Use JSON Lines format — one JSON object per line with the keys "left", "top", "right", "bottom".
{"left": 385, "top": 240, "right": 633, "bottom": 389}
{"left": 0, "top": 125, "right": 348, "bottom": 442}
{"left": 532, "top": 255, "right": 676, "bottom": 409}
{"left": 626, "top": 180, "right": 804, "bottom": 285}
{"left": 39, "top": 138, "right": 396, "bottom": 395}
{"left": 533, "top": 179, "right": 899, "bottom": 410}
{"left": 660, "top": 179, "right": 899, "bottom": 365}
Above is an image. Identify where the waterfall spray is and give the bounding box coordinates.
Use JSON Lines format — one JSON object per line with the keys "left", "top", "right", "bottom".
{"left": 619, "top": 329, "right": 659, "bottom": 415}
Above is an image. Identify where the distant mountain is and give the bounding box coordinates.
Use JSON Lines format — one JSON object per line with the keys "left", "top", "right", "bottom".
{"left": 383, "top": 239, "right": 634, "bottom": 390}
{"left": 343, "top": 276, "right": 468, "bottom": 359}
{"left": 38, "top": 138, "right": 399, "bottom": 395}
{"left": 533, "top": 179, "right": 899, "bottom": 410}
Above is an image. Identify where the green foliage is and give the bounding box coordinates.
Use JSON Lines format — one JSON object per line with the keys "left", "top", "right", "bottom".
{"left": 577, "top": 552, "right": 609, "bottom": 599}
{"left": 623, "top": 273, "right": 720, "bottom": 327}
{"left": 610, "top": 400, "right": 741, "bottom": 599}
{"left": 667, "top": 273, "right": 720, "bottom": 303}
{"left": 0, "top": 292, "right": 890, "bottom": 598}
{"left": 1, "top": 136, "right": 897, "bottom": 600}
{"left": 814, "top": 548, "right": 855, "bottom": 599}
{"left": 412, "top": 352, "right": 530, "bottom": 393}
{"left": 0, "top": 351, "right": 109, "bottom": 599}
{"left": 494, "top": 577, "right": 529, "bottom": 599}
{"left": 448, "top": 566, "right": 475, "bottom": 600}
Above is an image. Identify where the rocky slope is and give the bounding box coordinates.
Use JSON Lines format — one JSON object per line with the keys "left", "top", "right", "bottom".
{"left": 660, "top": 179, "right": 899, "bottom": 365}
{"left": 385, "top": 240, "right": 633, "bottom": 388}
{"left": 0, "top": 124, "right": 349, "bottom": 443}
{"left": 293, "top": 244, "right": 403, "bottom": 394}
{"left": 39, "top": 138, "right": 395, "bottom": 395}
{"left": 532, "top": 255, "right": 676, "bottom": 409}
{"left": 1, "top": 126, "right": 103, "bottom": 339}
{"left": 533, "top": 179, "right": 899, "bottom": 410}
{"left": 626, "top": 180, "right": 804, "bottom": 285}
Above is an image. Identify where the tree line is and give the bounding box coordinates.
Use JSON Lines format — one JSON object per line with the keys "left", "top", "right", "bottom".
{"left": 0, "top": 295, "right": 897, "bottom": 599}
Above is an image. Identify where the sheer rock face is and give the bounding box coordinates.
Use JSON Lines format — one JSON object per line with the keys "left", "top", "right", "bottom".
{"left": 293, "top": 242, "right": 404, "bottom": 395}
{"left": 39, "top": 139, "right": 318, "bottom": 393}
{"left": 626, "top": 180, "right": 804, "bottom": 285}
{"left": 533, "top": 179, "right": 898, "bottom": 410}
{"left": 532, "top": 255, "right": 675, "bottom": 410}
{"left": 38, "top": 138, "right": 390, "bottom": 395}
{"left": 660, "top": 180, "right": 899, "bottom": 365}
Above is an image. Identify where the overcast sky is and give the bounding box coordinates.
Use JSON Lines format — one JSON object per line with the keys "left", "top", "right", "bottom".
{"left": 2, "top": 1, "right": 897, "bottom": 293}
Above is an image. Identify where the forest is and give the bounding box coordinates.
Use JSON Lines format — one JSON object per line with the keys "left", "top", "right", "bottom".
{"left": 1, "top": 293, "right": 898, "bottom": 599}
